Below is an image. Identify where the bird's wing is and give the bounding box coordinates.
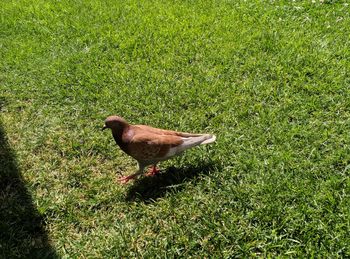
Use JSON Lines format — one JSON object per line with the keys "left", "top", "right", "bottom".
{"left": 135, "top": 124, "right": 204, "bottom": 137}
{"left": 126, "top": 131, "right": 184, "bottom": 161}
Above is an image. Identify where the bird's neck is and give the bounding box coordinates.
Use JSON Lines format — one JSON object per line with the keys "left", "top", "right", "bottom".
{"left": 112, "top": 128, "right": 123, "bottom": 145}
{"left": 111, "top": 125, "right": 132, "bottom": 154}
{"left": 112, "top": 125, "right": 131, "bottom": 151}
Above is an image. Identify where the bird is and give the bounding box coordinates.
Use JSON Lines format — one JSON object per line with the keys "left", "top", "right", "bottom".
{"left": 102, "top": 115, "right": 216, "bottom": 184}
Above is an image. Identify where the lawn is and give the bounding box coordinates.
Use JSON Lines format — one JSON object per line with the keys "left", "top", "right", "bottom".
{"left": 1, "top": 0, "right": 350, "bottom": 257}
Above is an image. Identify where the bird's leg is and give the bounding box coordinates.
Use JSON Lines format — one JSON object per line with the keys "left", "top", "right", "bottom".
{"left": 118, "top": 163, "right": 145, "bottom": 184}
{"left": 145, "top": 164, "right": 160, "bottom": 176}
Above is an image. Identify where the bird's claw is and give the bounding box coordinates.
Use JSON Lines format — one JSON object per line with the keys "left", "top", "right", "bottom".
{"left": 145, "top": 166, "right": 160, "bottom": 177}
{"left": 118, "top": 175, "right": 135, "bottom": 184}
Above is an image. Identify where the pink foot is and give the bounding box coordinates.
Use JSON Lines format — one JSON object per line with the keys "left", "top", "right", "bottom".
{"left": 118, "top": 175, "right": 137, "bottom": 184}
{"left": 145, "top": 165, "right": 160, "bottom": 177}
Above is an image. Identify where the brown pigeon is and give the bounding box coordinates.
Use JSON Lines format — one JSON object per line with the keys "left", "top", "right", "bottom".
{"left": 102, "top": 115, "right": 216, "bottom": 183}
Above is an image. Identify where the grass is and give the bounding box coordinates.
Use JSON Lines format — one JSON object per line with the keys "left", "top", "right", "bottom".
{"left": 1, "top": 0, "right": 350, "bottom": 257}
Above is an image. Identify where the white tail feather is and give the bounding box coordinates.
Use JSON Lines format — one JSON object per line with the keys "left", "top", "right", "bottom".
{"left": 201, "top": 134, "right": 216, "bottom": 144}
{"left": 165, "top": 134, "right": 216, "bottom": 158}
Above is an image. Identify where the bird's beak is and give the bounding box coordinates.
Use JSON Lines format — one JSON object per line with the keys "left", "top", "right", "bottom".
{"left": 102, "top": 125, "right": 107, "bottom": 131}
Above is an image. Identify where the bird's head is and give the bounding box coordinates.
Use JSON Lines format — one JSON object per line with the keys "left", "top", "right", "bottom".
{"left": 102, "top": 115, "right": 129, "bottom": 131}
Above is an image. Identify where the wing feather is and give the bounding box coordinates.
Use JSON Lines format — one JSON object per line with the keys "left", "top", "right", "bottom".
{"left": 125, "top": 131, "right": 183, "bottom": 161}
{"left": 135, "top": 125, "right": 204, "bottom": 137}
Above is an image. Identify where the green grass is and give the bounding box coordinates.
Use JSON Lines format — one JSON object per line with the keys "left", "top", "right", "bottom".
{"left": 1, "top": 0, "right": 350, "bottom": 257}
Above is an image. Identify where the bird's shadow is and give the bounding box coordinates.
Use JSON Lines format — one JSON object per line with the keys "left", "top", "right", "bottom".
{"left": 0, "top": 99, "right": 57, "bottom": 258}
{"left": 125, "top": 160, "right": 219, "bottom": 203}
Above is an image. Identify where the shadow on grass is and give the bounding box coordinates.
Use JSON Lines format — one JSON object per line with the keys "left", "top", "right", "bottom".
{"left": 125, "top": 160, "right": 219, "bottom": 203}
{"left": 0, "top": 107, "right": 57, "bottom": 257}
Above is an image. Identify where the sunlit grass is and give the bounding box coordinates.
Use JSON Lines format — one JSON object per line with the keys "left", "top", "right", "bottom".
{"left": 1, "top": 0, "right": 350, "bottom": 257}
